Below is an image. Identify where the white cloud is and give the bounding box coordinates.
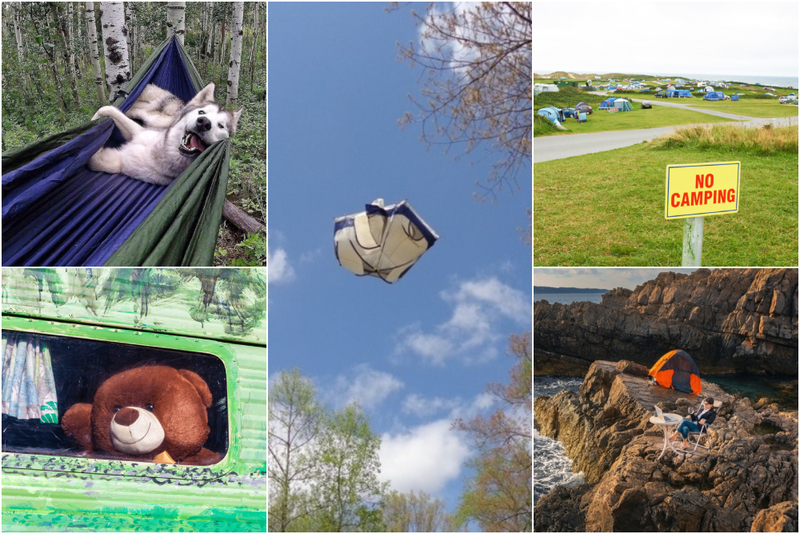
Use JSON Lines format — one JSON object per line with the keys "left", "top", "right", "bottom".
{"left": 402, "top": 394, "right": 462, "bottom": 418}
{"left": 446, "top": 278, "right": 530, "bottom": 321}
{"left": 268, "top": 247, "right": 295, "bottom": 284}
{"left": 396, "top": 277, "right": 530, "bottom": 365}
{"left": 403, "top": 330, "right": 455, "bottom": 365}
{"left": 421, "top": 3, "right": 529, "bottom": 76}
{"left": 379, "top": 419, "right": 471, "bottom": 494}
{"left": 401, "top": 391, "right": 497, "bottom": 420}
{"left": 330, "top": 365, "right": 404, "bottom": 411}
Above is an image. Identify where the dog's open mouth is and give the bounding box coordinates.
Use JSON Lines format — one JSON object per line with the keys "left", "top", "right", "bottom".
{"left": 179, "top": 132, "right": 207, "bottom": 156}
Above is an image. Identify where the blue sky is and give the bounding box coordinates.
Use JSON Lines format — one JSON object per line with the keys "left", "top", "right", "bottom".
{"left": 268, "top": 3, "right": 531, "bottom": 513}
{"left": 534, "top": 268, "right": 699, "bottom": 291}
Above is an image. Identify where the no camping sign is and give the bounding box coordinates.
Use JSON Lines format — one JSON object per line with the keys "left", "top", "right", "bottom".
{"left": 665, "top": 161, "right": 740, "bottom": 219}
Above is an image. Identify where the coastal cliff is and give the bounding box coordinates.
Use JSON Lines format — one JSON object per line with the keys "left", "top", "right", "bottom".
{"left": 534, "top": 268, "right": 798, "bottom": 376}
{"left": 534, "top": 361, "right": 798, "bottom": 532}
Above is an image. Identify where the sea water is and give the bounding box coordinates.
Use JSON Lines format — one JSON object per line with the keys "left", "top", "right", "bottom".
{"left": 676, "top": 74, "right": 798, "bottom": 89}
{"left": 534, "top": 291, "right": 604, "bottom": 305}
{"left": 533, "top": 376, "right": 585, "bottom": 506}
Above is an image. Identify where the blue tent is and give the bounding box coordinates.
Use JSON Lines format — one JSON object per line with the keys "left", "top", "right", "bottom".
{"left": 599, "top": 97, "right": 616, "bottom": 110}
{"left": 536, "top": 106, "right": 566, "bottom": 124}
{"left": 703, "top": 92, "right": 726, "bottom": 101}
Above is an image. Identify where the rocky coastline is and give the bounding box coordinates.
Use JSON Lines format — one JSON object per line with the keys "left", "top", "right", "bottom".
{"left": 534, "top": 360, "right": 798, "bottom": 532}
{"left": 534, "top": 268, "right": 798, "bottom": 377}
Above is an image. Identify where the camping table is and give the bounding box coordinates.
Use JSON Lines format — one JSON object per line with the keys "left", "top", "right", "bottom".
{"left": 650, "top": 413, "right": 684, "bottom": 460}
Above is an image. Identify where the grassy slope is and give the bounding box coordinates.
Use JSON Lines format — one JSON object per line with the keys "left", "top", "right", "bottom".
{"left": 533, "top": 127, "right": 798, "bottom": 267}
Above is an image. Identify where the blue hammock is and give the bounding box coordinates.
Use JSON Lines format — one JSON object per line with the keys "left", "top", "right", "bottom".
{"left": 3, "top": 37, "right": 227, "bottom": 266}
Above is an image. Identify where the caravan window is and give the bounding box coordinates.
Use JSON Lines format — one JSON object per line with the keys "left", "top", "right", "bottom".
{"left": 1, "top": 331, "right": 228, "bottom": 465}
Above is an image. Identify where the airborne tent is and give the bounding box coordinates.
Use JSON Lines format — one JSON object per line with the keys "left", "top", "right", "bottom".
{"left": 333, "top": 199, "right": 438, "bottom": 283}
{"left": 649, "top": 349, "right": 702, "bottom": 395}
{"left": 2, "top": 36, "right": 230, "bottom": 267}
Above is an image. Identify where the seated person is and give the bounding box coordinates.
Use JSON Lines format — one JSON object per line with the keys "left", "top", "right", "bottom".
{"left": 669, "top": 397, "right": 717, "bottom": 450}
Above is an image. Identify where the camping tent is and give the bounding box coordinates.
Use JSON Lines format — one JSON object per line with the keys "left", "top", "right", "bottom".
{"left": 334, "top": 199, "right": 438, "bottom": 283}
{"left": 599, "top": 97, "right": 616, "bottom": 110}
{"left": 533, "top": 83, "right": 559, "bottom": 93}
{"left": 612, "top": 98, "right": 632, "bottom": 112}
{"left": 649, "top": 350, "right": 702, "bottom": 395}
{"left": 2, "top": 36, "right": 230, "bottom": 266}
{"left": 703, "top": 92, "right": 726, "bottom": 101}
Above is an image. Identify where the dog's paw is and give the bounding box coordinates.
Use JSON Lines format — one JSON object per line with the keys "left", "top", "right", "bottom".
{"left": 91, "top": 106, "right": 116, "bottom": 121}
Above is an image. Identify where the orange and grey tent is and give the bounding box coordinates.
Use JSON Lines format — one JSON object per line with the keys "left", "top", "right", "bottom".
{"left": 649, "top": 349, "right": 702, "bottom": 395}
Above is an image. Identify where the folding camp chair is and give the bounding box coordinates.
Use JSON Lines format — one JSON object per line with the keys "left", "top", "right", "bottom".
{"left": 682, "top": 400, "right": 722, "bottom": 455}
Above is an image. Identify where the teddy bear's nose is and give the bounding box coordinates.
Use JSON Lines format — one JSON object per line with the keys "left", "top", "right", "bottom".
{"left": 114, "top": 407, "right": 140, "bottom": 426}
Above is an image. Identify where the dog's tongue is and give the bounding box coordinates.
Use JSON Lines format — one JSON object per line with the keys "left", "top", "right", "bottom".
{"left": 189, "top": 133, "right": 206, "bottom": 152}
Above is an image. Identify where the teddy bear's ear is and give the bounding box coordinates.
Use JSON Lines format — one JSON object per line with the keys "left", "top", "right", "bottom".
{"left": 178, "top": 369, "right": 213, "bottom": 408}
{"left": 62, "top": 403, "right": 94, "bottom": 451}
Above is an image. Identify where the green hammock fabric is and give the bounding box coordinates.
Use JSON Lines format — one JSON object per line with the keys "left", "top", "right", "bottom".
{"left": 105, "top": 140, "right": 230, "bottom": 266}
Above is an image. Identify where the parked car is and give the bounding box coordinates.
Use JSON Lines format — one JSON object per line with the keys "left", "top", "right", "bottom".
{"left": 655, "top": 91, "right": 668, "bottom": 98}
{"left": 574, "top": 102, "right": 593, "bottom": 114}
{"left": 779, "top": 95, "right": 797, "bottom": 104}
{"left": 641, "top": 101, "right": 652, "bottom": 109}
{"left": 560, "top": 107, "right": 576, "bottom": 118}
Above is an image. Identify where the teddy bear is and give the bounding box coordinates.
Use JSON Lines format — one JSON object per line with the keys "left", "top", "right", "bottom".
{"left": 62, "top": 365, "right": 223, "bottom": 466}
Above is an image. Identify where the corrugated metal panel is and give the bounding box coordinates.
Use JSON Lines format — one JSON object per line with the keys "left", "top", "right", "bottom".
{"left": 1, "top": 268, "right": 266, "bottom": 346}
{"left": 2, "top": 280, "right": 266, "bottom": 531}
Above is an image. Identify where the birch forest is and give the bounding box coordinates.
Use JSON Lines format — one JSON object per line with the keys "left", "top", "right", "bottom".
{"left": 2, "top": 2, "right": 266, "bottom": 266}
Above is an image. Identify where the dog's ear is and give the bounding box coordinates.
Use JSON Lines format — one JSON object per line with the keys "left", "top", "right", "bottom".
{"left": 188, "top": 83, "right": 216, "bottom": 106}
{"left": 231, "top": 107, "right": 244, "bottom": 135}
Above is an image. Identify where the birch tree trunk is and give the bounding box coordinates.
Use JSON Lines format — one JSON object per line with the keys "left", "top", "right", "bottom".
{"left": 51, "top": 3, "right": 80, "bottom": 107}
{"left": 42, "top": 6, "right": 69, "bottom": 112}
{"left": 85, "top": 1, "right": 105, "bottom": 102}
{"left": 124, "top": 2, "right": 133, "bottom": 69}
{"left": 13, "top": 2, "right": 24, "bottom": 62}
{"left": 204, "top": 4, "right": 213, "bottom": 58}
{"left": 99, "top": 1, "right": 131, "bottom": 102}
{"left": 248, "top": 2, "right": 259, "bottom": 92}
{"left": 67, "top": 3, "right": 82, "bottom": 79}
{"left": 167, "top": 1, "right": 185, "bottom": 45}
{"left": 226, "top": 2, "right": 244, "bottom": 108}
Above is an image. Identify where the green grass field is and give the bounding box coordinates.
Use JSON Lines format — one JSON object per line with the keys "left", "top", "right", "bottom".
{"left": 533, "top": 125, "right": 798, "bottom": 266}
{"left": 682, "top": 99, "right": 799, "bottom": 119}
{"left": 537, "top": 104, "right": 736, "bottom": 135}
{"left": 535, "top": 85, "right": 798, "bottom": 136}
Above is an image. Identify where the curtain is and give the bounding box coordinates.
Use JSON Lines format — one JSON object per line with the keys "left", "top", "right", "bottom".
{"left": 1, "top": 333, "right": 58, "bottom": 423}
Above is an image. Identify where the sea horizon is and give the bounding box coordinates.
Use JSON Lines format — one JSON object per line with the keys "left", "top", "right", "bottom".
{"left": 536, "top": 71, "right": 798, "bottom": 88}
{"left": 534, "top": 291, "right": 605, "bottom": 305}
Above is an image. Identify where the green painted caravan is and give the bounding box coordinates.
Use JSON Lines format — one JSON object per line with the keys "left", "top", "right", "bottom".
{"left": 2, "top": 268, "right": 266, "bottom": 532}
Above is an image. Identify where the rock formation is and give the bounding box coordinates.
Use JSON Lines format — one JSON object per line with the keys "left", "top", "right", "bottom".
{"left": 534, "top": 361, "right": 798, "bottom": 532}
{"left": 534, "top": 268, "right": 798, "bottom": 376}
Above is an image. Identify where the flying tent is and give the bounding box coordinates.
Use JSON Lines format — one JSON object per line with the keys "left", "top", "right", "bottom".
{"left": 333, "top": 199, "right": 439, "bottom": 283}
{"left": 649, "top": 349, "right": 702, "bottom": 395}
{"left": 2, "top": 36, "right": 230, "bottom": 266}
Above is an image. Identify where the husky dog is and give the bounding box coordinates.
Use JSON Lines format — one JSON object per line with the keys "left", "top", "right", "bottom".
{"left": 88, "top": 83, "right": 243, "bottom": 186}
{"left": 125, "top": 84, "right": 187, "bottom": 129}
